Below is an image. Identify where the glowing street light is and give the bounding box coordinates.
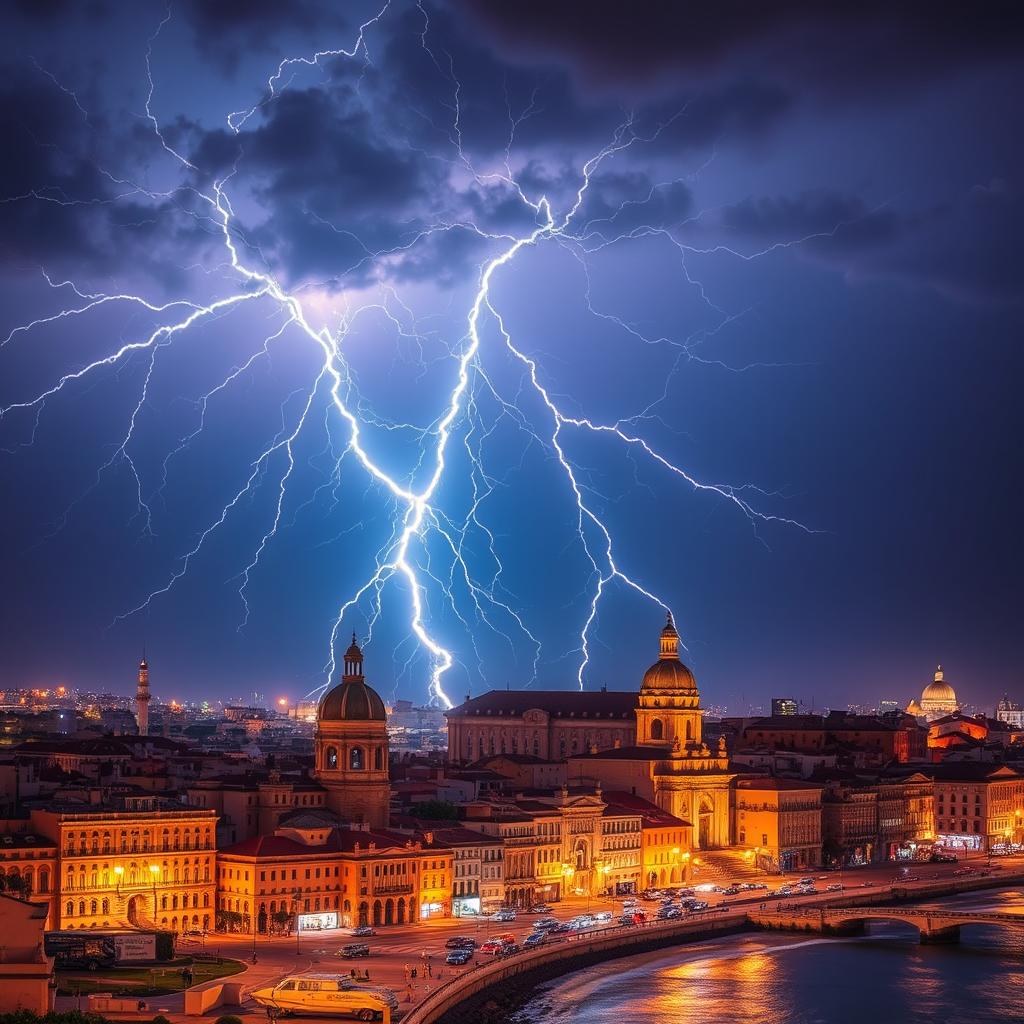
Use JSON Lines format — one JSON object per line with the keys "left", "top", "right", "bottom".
{"left": 114, "top": 865, "right": 124, "bottom": 895}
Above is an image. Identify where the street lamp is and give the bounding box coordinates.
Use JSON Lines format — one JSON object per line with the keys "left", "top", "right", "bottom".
{"left": 114, "top": 865, "right": 124, "bottom": 896}
{"left": 560, "top": 863, "right": 575, "bottom": 904}
{"left": 680, "top": 851, "right": 691, "bottom": 883}
{"left": 292, "top": 893, "right": 302, "bottom": 956}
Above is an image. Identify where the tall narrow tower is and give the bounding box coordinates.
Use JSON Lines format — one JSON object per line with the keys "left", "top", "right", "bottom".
{"left": 136, "top": 656, "right": 150, "bottom": 736}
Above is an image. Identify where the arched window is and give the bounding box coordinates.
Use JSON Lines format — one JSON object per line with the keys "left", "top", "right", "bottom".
{"left": 66, "top": 901, "right": 74, "bottom": 917}
{"left": 650, "top": 718, "right": 664, "bottom": 741}
{"left": 685, "top": 719, "right": 692, "bottom": 741}
{"left": 38, "top": 868, "right": 49, "bottom": 893}
{"left": 102, "top": 898, "right": 109, "bottom": 914}
{"left": 374, "top": 746, "right": 383, "bottom": 771}
{"left": 326, "top": 746, "right": 338, "bottom": 770}
{"left": 350, "top": 747, "right": 364, "bottom": 770}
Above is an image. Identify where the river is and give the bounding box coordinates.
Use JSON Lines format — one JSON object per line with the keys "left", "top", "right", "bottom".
{"left": 513, "top": 887, "right": 1024, "bottom": 1024}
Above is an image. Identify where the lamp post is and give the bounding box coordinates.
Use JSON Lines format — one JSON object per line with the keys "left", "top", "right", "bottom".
{"left": 114, "top": 865, "right": 124, "bottom": 897}
{"left": 680, "top": 850, "right": 690, "bottom": 884}
{"left": 292, "top": 893, "right": 301, "bottom": 957}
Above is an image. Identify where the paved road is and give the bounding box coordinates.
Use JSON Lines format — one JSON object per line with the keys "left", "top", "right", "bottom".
{"left": 55, "top": 851, "right": 1024, "bottom": 1021}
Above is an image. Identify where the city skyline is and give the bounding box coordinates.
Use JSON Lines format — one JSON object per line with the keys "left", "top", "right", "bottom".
{"left": 1, "top": 3, "right": 1021, "bottom": 709}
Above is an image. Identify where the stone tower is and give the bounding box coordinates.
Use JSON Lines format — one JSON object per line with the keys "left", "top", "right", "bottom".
{"left": 136, "top": 656, "right": 151, "bottom": 737}
{"left": 313, "top": 636, "right": 390, "bottom": 828}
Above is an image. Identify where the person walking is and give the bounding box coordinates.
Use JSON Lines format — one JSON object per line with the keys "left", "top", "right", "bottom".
{"left": 404, "top": 963, "right": 411, "bottom": 982}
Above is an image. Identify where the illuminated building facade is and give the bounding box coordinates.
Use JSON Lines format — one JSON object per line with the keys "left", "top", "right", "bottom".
{"left": 0, "top": 833, "right": 57, "bottom": 928}
{"left": 218, "top": 813, "right": 453, "bottom": 931}
{"left": 734, "top": 778, "right": 824, "bottom": 871}
{"left": 31, "top": 806, "right": 217, "bottom": 932}
{"left": 931, "top": 764, "right": 1024, "bottom": 851}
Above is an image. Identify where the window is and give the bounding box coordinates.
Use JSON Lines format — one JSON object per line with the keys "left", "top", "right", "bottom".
{"left": 326, "top": 746, "right": 338, "bottom": 769}
{"left": 650, "top": 719, "right": 664, "bottom": 741}
{"left": 350, "top": 747, "right": 365, "bottom": 770}
{"left": 374, "top": 747, "right": 383, "bottom": 771}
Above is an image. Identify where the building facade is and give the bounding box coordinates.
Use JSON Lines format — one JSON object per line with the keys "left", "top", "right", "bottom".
{"left": 733, "top": 778, "right": 823, "bottom": 871}
{"left": 31, "top": 806, "right": 217, "bottom": 932}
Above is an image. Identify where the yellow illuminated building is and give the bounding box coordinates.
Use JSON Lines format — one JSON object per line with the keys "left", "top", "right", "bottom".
{"left": 31, "top": 807, "right": 217, "bottom": 932}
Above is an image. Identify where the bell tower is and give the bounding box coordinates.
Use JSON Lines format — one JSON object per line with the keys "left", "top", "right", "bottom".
{"left": 314, "top": 636, "right": 391, "bottom": 828}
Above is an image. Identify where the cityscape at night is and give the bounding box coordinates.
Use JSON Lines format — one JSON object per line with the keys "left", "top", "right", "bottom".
{"left": 0, "top": 3, "right": 1022, "bottom": 1023}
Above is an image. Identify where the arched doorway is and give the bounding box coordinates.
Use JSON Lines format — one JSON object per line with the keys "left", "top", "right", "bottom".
{"left": 126, "top": 894, "right": 149, "bottom": 926}
{"left": 372, "top": 900, "right": 382, "bottom": 927}
{"left": 397, "top": 900, "right": 406, "bottom": 924}
{"left": 698, "top": 795, "right": 715, "bottom": 848}
{"left": 358, "top": 902, "right": 369, "bottom": 927}
{"left": 384, "top": 899, "right": 394, "bottom": 925}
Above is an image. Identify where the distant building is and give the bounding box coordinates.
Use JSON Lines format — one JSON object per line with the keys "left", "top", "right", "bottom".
{"left": 733, "top": 778, "right": 823, "bottom": 871}
{"left": 907, "top": 666, "right": 959, "bottom": 721}
{"left": 771, "top": 698, "right": 798, "bottom": 716}
{"left": 135, "top": 657, "right": 150, "bottom": 737}
{"left": 996, "top": 695, "right": 1024, "bottom": 728}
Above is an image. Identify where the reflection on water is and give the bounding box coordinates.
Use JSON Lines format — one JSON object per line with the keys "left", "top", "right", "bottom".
{"left": 514, "top": 889, "right": 1024, "bottom": 1024}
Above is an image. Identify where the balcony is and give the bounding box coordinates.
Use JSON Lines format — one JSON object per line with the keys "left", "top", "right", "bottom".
{"left": 372, "top": 882, "right": 414, "bottom": 895}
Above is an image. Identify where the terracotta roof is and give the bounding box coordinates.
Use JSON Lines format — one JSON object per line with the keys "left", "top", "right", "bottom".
{"left": 446, "top": 690, "right": 636, "bottom": 719}
{"left": 601, "top": 791, "right": 692, "bottom": 828}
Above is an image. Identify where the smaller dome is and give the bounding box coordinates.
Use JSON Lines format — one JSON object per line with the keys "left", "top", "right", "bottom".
{"left": 642, "top": 612, "right": 698, "bottom": 694}
{"left": 642, "top": 658, "right": 698, "bottom": 694}
{"left": 318, "top": 678, "right": 387, "bottom": 722}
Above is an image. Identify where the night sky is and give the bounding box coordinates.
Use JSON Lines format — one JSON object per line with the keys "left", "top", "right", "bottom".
{"left": 1, "top": 2, "right": 1022, "bottom": 713}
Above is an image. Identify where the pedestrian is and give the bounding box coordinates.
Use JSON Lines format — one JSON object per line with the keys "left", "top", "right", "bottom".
{"left": 412, "top": 967, "right": 418, "bottom": 979}
{"left": 363, "top": 969, "right": 370, "bottom": 981}
{"left": 404, "top": 986, "right": 413, "bottom": 1003}
{"left": 404, "top": 963, "right": 411, "bottom": 981}
{"left": 350, "top": 968, "right": 357, "bottom": 979}
{"left": 427, "top": 962, "right": 432, "bottom": 978}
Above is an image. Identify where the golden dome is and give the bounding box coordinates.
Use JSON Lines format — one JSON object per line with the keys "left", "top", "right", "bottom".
{"left": 641, "top": 612, "right": 698, "bottom": 695}
{"left": 921, "top": 665, "right": 956, "bottom": 705}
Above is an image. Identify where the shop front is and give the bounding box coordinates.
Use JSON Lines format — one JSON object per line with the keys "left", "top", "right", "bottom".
{"left": 452, "top": 895, "right": 481, "bottom": 918}
{"left": 419, "top": 900, "right": 444, "bottom": 919}
{"left": 297, "top": 911, "right": 338, "bottom": 932}
{"left": 935, "top": 833, "right": 984, "bottom": 852}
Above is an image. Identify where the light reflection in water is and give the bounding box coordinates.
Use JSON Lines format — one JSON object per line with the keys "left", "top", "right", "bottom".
{"left": 514, "top": 890, "right": 1024, "bottom": 1024}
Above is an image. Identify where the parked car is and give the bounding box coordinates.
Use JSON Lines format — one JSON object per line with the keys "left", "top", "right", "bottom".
{"left": 594, "top": 911, "right": 614, "bottom": 922}
{"left": 494, "top": 909, "right": 517, "bottom": 922}
{"left": 350, "top": 926, "right": 376, "bottom": 937}
{"left": 533, "top": 917, "right": 559, "bottom": 930}
{"left": 523, "top": 931, "right": 547, "bottom": 948}
{"left": 529, "top": 903, "right": 552, "bottom": 913}
{"left": 446, "top": 948, "right": 474, "bottom": 965}
{"left": 445, "top": 936, "right": 476, "bottom": 950}
{"left": 497, "top": 942, "right": 521, "bottom": 957}
{"left": 338, "top": 943, "right": 370, "bottom": 958}
{"left": 826, "top": 884, "right": 843, "bottom": 892}
{"left": 480, "top": 940, "right": 505, "bottom": 954}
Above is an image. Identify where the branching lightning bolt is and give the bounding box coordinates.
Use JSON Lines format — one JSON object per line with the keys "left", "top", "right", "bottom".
{"left": 0, "top": 5, "right": 831, "bottom": 709}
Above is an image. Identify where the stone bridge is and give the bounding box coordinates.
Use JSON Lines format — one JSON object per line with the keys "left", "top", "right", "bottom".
{"left": 749, "top": 906, "right": 1024, "bottom": 943}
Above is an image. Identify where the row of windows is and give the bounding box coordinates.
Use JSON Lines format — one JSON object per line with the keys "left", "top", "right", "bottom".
{"left": 64, "top": 828, "right": 212, "bottom": 855}
{"left": 65, "top": 863, "right": 211, "bottom": 888}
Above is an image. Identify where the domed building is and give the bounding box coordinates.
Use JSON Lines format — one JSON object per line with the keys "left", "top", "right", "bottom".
{"left": 313, "top": 636, "right": 391, "bottom": 828}
{"left": 636, "top": 613, "right": 702, "bottom": 747}
{"left": 907, "top": 665, "right": 959, "bottom": 721}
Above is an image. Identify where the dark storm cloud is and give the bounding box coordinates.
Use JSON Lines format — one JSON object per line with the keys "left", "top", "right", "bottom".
{"left": 463, "top": 1, "right": 1024, "bottom": 97}
{"left": 177, "top": 1, "right": 349, "bottom": 72}
{"left": 577, "top": 172, "right": 694, "bottom": 236}
{"left": 718, "top": 185, "right": 1024, "bottom": 303}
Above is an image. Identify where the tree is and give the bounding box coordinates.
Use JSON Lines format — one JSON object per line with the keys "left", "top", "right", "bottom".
{"left": 413, "top": 801, "right": 459, "bottom": 821}
{"left": 0, "top": 874, "right": 29, "bottom": 898}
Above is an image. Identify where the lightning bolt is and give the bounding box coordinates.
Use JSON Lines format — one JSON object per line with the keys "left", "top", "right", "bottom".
{"left": 0, "top": 6, "right": 830, "bottom": 710}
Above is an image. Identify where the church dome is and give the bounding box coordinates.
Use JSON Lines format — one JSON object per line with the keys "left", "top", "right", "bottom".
{"left": 318, "top": 678, "right": 387, "bottom": 722}
{"left": 641, "top": 612, "right": 698, "bottom": 695}
{"left": 318, "top": 635, "right": 387, "bottom": 722}
{"left": 921, "top": 666, "right": 957, "bottom": 705}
